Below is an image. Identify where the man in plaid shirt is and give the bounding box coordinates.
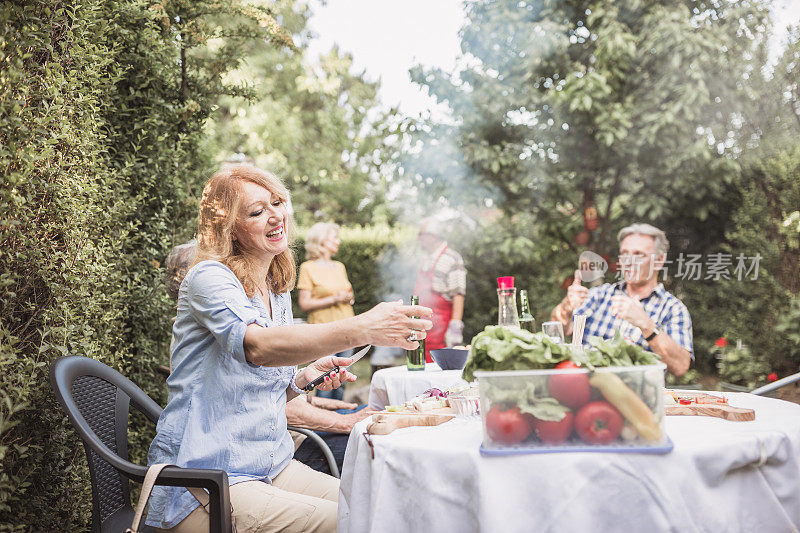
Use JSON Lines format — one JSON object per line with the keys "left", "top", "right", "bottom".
{"left": 551, "top": 223, "right": 693, "bottom": 376}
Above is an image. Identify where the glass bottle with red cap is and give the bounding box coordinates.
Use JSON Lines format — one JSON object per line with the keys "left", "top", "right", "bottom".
{"left": 497, "top": 276, "right": 520, "bottom": 328}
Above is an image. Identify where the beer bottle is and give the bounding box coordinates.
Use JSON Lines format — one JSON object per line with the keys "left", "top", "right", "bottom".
{"left": 406, "top": 295, "right": 426, "bottom": 371}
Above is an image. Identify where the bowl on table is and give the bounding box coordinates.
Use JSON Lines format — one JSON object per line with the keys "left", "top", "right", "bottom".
{"left": 448, "top": 386, "right": 480, "bottom": 417}
{"left": 430, "top": 348, "right": 469, "bottom": 370}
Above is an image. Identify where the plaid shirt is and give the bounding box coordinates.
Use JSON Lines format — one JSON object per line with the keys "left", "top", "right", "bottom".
{"left": 422, "top": 243, "right": 466, "bottom": 301}
{"left": 575, "top": 282, "right": 694, "bottom": 357}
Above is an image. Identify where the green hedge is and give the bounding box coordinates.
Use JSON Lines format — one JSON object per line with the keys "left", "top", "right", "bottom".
{"left": 0, "top": 4, "right": 130, "bottom": 529}
{"left": 0, "top": 1, "right": 285, "bottom": 530}
{"left": 715, "top": 148, "right": 800, "bottom": 378}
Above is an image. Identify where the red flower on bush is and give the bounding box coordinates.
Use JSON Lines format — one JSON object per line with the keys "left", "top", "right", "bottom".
{"left": 715, "top": 337, "right": 729, "bottom": 347}
{"left": 768, "top": 373, "right": 778, "bottom": 382}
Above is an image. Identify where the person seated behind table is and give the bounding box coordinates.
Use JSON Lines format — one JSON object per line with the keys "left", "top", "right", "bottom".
{"left": 297, "top": 222, "right": 355, "bottom": 401}
{"left": 550, "top": 223, "right": 693, "bottom": 377}
{"left": 160, "top": 240, "right": 197, "bottom": 374}
{"left": 286, "top": 395, "right": 371, "bottom": 476}
{"left": 163, "top": 239, "right": 373, "bottom": 477}
{"left": 165, "top": 240, "right": 197, "bottom": 303}
{"left": 146, "top": 164, "right": 432, "bottom": 532}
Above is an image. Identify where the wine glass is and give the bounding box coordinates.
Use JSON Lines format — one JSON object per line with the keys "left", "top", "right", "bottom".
{"left": 542, "top": 321, "right": 565, "bottom": 344}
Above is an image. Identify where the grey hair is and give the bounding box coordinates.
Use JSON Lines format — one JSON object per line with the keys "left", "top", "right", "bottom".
{"left": 165, "top": 240, "right": 197, "bottom": 301}
{"left": 617, "top": 223, "right": 669, "bottom": 256}
{"left": 304, "top": 222, "right": 339, "bottom": 260}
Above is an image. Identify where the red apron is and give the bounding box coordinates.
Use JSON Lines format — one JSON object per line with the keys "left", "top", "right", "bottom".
{"left": 414, "top": 246, "right": 453, "bottom": 363}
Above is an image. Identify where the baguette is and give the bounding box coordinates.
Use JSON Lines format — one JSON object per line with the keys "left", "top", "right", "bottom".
{"left": 589, "top": 372, "right": 663, "bottom": 442}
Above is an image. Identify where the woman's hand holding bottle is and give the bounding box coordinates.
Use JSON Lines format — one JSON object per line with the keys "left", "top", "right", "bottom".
{"left": 356, "top": 301, "right": 433, "bottom": 350}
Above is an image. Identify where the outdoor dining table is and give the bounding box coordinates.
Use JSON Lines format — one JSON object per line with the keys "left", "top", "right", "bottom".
{"left": 367, "top": 363, "right": 468, "bottom": 411}
{"left": 338, "top": 392, "right": 800, "bottom": 532}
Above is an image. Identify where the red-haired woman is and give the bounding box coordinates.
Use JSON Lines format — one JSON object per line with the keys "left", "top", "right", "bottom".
{"left": 146, "top": 165, "right": 431, "bottom": 532}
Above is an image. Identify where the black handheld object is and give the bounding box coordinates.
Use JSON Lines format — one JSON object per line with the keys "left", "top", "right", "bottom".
{"left": 300, "top": 345, "right": 369, "bottom": 392}
{"left": 303, "top": 366, "right": 339, "bottom": 392}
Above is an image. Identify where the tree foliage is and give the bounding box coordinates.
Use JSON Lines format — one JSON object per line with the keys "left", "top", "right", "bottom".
{"left": 207, "top": 1, "right": 399, "bottom": 226}
{"left": 412, "top": 0, "right": 784, "bottom": 249}
{"left": 406, "top": 0, "right": 800, "bottom": 379}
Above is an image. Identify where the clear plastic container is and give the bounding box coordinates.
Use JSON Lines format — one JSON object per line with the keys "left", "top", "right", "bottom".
{"left": 475, "top": 364, "right": 669, "bottom": 453}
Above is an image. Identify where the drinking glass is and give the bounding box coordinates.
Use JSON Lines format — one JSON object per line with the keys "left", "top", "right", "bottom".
{"left": 542, "top": 321, "right": 565, "bottom": 344}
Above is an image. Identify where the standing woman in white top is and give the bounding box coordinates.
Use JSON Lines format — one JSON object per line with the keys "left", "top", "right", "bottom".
{"left": 146, "top": 164, "right": 432, "bottom": 532}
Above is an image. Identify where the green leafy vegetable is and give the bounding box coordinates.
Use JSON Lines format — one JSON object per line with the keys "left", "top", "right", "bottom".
{"left": 519, "top": 398, "right": 572, "bottom": 422}
{"left": 587, "top": 330, "right": 662, "bottom": 367}
{"left": 462, "top": 326, "right": 661, "bottom": 382}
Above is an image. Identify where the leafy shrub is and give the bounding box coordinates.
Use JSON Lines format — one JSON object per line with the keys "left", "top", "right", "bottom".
{"left": 712, "top": 339, "right": 772, "bottom": 389}
{"left": 775, "top": 297, "right": 800, "bottom": 349}
{"left": 715, "top": 148, "right": 800, "bottom": 375}
{"left": 0, "top": 1, "right": 287, "bottom": 529}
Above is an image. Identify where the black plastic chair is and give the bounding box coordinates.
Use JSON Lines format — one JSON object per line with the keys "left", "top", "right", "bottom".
{"left": 50, "top": 355, "right": 235, "bottom": 533}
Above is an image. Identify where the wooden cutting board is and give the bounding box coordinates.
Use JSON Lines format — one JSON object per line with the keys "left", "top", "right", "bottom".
{"left": 664, "top": 391, "right": 755, "bottom": 421}
{"left": 366, "top": 413, "right": 454, "bottom": 435}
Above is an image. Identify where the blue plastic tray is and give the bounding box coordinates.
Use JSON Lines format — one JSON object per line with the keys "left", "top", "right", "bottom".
{"left": 480, "top": 436, "right": 674, "bottom": 456}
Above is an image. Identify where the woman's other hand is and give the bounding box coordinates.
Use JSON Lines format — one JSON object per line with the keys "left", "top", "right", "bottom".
{"left": 296, "top": 355, "right": 357, "bottom": 392}
{"left": 357, "top": 301, "right": 433, "bottom": 350}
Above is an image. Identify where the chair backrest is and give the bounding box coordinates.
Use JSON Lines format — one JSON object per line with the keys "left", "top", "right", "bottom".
{"left": 50, "top": 356, "right": 164, "bottom": 532}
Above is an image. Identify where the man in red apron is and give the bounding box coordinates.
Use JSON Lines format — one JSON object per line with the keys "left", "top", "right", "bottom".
{"left": 414, "top": 218, "right": 467, "bottom": 362}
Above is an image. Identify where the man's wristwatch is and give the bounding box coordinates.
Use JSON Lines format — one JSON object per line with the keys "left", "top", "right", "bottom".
{"left": 644, "top": 327, "right": 660, "bottom": 342}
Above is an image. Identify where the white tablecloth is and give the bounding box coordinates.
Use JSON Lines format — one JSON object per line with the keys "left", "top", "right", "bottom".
{"left": 367, "top": 364, "right": 468, "bottom": 410}
{"left": 339, "top": 392, "right": 800, "bottom": 532}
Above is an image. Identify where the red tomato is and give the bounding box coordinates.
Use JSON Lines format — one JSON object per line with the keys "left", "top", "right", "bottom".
{"left": 485, "top": 406, "right": 534, "bottom": 444}
{"left": 548, "top": 363, "right": 591, "bottom": 409}
{"left": 574, "top": 401, "right": 624, "bottom": 445}
{"left": 533, "top": 411, "right": 574, "bottom": 445}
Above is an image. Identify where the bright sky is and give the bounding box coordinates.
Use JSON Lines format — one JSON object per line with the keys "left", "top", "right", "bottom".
{"left": 307, "top": 1, "right": 800, "bottom": 118}
{"left": 306, "top": 0, "right": 466, "bottom": 117}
